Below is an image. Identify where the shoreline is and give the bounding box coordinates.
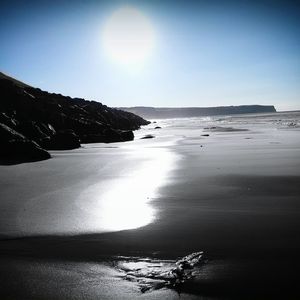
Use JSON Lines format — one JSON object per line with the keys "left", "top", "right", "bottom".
{"left": 1, "top": 113, "right": 300, "bottom": 299}
{"left": 0, "top": 134, "right": 179, "bottom": 237}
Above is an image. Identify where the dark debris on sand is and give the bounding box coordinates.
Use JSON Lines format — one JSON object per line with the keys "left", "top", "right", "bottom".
{"left": 117, "top": 251, "right": 205, "bottom": 293}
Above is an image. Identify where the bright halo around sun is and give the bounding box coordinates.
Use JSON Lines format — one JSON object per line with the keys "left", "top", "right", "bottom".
{"left": 102, "top": 6, "right": 155, "bottom": 66}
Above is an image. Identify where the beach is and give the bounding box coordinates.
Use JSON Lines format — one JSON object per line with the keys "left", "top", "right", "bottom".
{"left": 1, "top": 111, "right": 300, "bottom": 299}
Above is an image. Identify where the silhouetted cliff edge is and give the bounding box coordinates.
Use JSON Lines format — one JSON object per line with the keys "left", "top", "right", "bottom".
{"left": 120, "top": 105, "right": 276, "bottom": 119}
{"left": 0, "top": 72, "right": 149, "bottom": 163}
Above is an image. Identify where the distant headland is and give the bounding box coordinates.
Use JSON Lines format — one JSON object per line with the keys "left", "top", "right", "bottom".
{"left": 120, "top": 105, "right": 276, "bottom": 119}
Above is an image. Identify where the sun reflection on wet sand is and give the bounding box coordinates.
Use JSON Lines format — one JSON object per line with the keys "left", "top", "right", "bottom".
{"left": 80, "top": 147, "right": 176, "bottom": 232}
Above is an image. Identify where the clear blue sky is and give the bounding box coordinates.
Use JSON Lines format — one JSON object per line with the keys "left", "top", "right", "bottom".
{"left": 1, "top": 0, "right": 299, "bottom": 111}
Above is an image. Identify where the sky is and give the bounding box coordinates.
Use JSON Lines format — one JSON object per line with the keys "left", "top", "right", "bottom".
{"left": 0, "top": 0, "right": 300, "bottom": 111}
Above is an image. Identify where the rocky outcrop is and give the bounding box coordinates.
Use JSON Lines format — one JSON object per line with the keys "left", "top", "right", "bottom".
{"left": 0, "top": 123, "right": 51, "bottom": 163}
{"left": 0, "top": 72, "right": 150, "bottom": 162}
{"left": 41, "top": 130, "right": 81, "bottom": 150}
{"left": 80, "top": 128, "right": 134, "bottom": 144}
{"left": 141, "top": 134, "right": 155, "bottom": 139}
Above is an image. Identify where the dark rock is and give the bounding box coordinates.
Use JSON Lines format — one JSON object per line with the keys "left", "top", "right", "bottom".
{"left": 101, "top": 128, "right": 123, "bottom": 143}
{"left": 2, "top": 140, "right": 51, "bottom": 162}
{"left": 0, "top": 72, "right": 151, "bottom": 151}
{"left": 0, "top": 122, "right": 24, "bottom": 141}
{"left": 154, "top": 126, "right": 161, "bottom": 129}
{"left": 16, "top": 121, "right": 48, "bottom": 141}
{"left": 141, "top": 134, "right": 155, "bottom": 139}
{"left": 45, "top": 130, "right": 81, "bottom": 150}
{"left": 40, "top": 123, "right": 56, "bottom": 136}
{"left": 80, "top": 134, "right": 104, "bottom": 144}
{"left": 120, "top": 130, "right": 134, "bottom": 142}
{"left": 80, "top": 129, "right": 134, "bottom": 144}
{"left": 0, "top": 112, "right": 18, "bottom": 128}
{"left": 39, "top": 136, "right": 52, "bottom": 148}
{"left": 201, "top": 134, "right": 210, "bottom": 137}
{"left": 0, "top": 123, "right": 50, "bottom": 163}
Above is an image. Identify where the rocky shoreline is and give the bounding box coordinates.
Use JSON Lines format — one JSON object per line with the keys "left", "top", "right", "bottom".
{"left": 0, "top": 72, "right": 150, "bottom": 163}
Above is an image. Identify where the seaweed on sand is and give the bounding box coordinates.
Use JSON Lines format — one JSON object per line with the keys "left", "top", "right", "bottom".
{"left": 117, "top": 251, "right": 205, "bottom": 293}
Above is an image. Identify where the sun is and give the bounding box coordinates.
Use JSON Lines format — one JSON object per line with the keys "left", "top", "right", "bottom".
{"left": 102, "top": 6, "right": 155, "bottom": 66}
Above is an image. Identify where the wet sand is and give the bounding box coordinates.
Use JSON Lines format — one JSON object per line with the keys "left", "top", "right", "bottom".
{"left": 1, "top": 112, "right": 300, "bottom": 299}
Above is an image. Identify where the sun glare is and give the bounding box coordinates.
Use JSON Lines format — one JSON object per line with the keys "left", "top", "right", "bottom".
{"left": 76, "top": 147, "right": 176, "bottom": 232}
{"left": 102, "top": 6, "right": 155, "bottom": 66}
